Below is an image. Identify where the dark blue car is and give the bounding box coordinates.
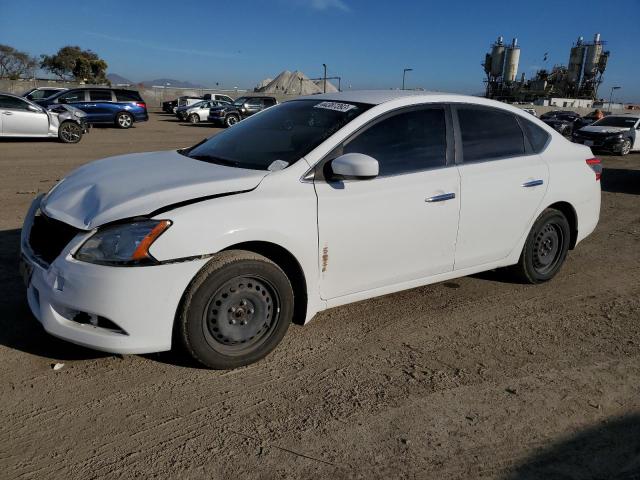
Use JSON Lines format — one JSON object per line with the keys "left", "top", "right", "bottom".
{"left": 36, "top": 88, "right": 148, "bottom": 129}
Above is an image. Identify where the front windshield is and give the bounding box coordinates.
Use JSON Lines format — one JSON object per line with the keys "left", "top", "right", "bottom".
{"left": 232, "top": 96, "right": 249, "bottom": 106}
{"left": 184, "top": 99, "right": 372, "bottom": 170}
{"left": 592, "top": 116, "right": 638, "bottom": 128}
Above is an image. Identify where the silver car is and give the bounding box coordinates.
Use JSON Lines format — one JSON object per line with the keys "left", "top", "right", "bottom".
{"left": 0, "top": 92, "right": 88, "bottom": 143}
{"left": 177, "top": 99, "right": 231, "bottom": 123}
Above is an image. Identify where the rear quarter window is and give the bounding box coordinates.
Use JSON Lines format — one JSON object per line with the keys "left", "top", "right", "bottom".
{"left": 115, "top": 90, "right": 142, "bottom": 102}
{"left": 518, "top": 117, "right": 551, "bottom": 153}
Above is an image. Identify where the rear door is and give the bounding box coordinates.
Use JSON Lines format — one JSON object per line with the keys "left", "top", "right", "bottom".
{"left": 86, "top": 90, "right": 115, "bottom": 123}
{"left": 452, "top": 105, "right": 549, "bottom": 270}
{"left": 315, "top": 105, "right": 461, "bottom": 299}
{"left": 0, "top": 95, "right": 49, "bottom": 136}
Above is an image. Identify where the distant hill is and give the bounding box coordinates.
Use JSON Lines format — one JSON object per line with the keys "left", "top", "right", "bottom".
{"left": 140, "top": 78, "right": 206, "bottom": 89}
{"left": 107, "top": 73, "right": 134, "bottom": 85}
{"left": 107, "top": 74, "right": 206, "bottom": 89}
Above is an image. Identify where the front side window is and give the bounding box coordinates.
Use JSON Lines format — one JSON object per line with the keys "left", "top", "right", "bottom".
{"left": 185, "top": 100, "right": 372, "bottom": 170}
{"left": 58, "top": 90, "right": 85, "bottom": 103}
{"left": 457, "top": 107, "right": 525, "bottom": 162}
{"left": 0, "top": 95, "right": 30, "bottom": 110}
{"left": 89, "top": 90, "right": 113, "bottom": 101}
{"left": 343, "top": 107, "right": 447, "bottom": 176}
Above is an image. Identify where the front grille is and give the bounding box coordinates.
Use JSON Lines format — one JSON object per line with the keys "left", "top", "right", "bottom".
{"left": 28, "top": 213, "right": 83, "bottom": 265}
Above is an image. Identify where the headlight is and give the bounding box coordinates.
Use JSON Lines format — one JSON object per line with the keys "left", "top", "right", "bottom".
{"left": 75, "top": 220, "right": 171, "bottom": 266}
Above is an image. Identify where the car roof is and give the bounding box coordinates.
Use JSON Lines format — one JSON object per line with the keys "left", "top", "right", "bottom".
{"left": 296, "top": 89, "right": 460, "bottom": 105}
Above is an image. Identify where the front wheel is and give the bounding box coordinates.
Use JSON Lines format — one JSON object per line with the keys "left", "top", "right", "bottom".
{"left": 178, "top": 251, "right": 293, "bottom": 369}
{"left": 511, "top": 208, "right": 570, "bottom": 284}
{"left": 225, "top": 114, "right": 239, "bottom": 127}
{"left": 115, "top": 112, "right": 133, "bottom": 129}
{"left": 618, "top": 138, "right": 632, "bottom": 156}
{"left": 58, "top": 121, "right": 83, "bottom": 143}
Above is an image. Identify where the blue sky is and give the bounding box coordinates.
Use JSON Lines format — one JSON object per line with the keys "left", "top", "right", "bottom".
{"left": 1, "top": 0, "right": 639, "bottom": 101}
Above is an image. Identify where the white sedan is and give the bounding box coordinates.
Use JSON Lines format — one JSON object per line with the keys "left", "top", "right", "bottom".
{"left": 20, "top": 91, "right": 601, "bottom": 369}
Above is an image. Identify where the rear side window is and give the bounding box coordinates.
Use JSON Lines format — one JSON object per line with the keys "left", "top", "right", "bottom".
{"left": 115, "top": 90, "right": 142, "bottom": 102}
{"left": 58, "top": 90, "right": 85, "bottom": 103}
{"left": 519, "top": 117, "right": 550, "bottom": 153}
{"left": 457, "top": 107, "right": 525, "bottom": 162}
{"left": 343, "top": 107, "right": 447, "bottom": 176}
{"left": 89, "top": 90, "right": 113, "bottom": 101}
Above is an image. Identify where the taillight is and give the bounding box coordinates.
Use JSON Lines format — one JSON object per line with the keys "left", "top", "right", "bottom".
{"left": 586, "top": 157, "right": 602, "bottom": 181}
{"left": 135, "top": 102, "right": 146, "bottom": 109}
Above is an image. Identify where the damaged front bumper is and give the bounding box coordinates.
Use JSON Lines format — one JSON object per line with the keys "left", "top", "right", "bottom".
{"left": 20, "top": 196, "right": 209, "bottom": 354}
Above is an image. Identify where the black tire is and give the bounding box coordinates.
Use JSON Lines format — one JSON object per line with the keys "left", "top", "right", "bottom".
{"left": 178, "top": 250, "right": 293, "bottom": 369}
{"left": 115, "top": 112, "right": 133, "bottom": 129}
{"left": 188, "top": 113, "right": 199, "bottom": 124}
{"left": 511, "top": 208, "right": 571, "bottom": 284}
{"left": 225, "top": 114, "right": 239, "bottom": 127}
{"left": 618, "top": 138, "right": 632, "bottom": 156}
{"left": 58, "top": 121, "right": 83, "bottom": 143}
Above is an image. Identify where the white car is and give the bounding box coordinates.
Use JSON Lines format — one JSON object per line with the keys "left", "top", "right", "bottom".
{"left": 572, "top": 113, "right": 640, "bottom": 155}
{"left": 176, "top": 99, "right": 230, "bottom": 123}
{"left": 20, "top": 91, "right": 601, "bottom": 369}
{"left": 1, "top": 92, "right": 88, "bottom": 143}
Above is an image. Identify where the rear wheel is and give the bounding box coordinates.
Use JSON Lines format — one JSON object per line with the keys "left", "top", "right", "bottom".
{"left": 115, "top": 112, "right": 133, "bottom": 129}
{"left": 58, "top": 121, "right": 83, "bottom": 143}
{"left": 225, "top": 114, "right": 239, "bottom": 127}
{"left": 618, "top": 138, "right": 632, "bottom": 156}
{"left": 188, "top": 113, "right": 200, "bottom": 124}
{"left": 178, "top": 251, "right": 293, "bottom": 369}
{"left": 511, "top": 208, "right": 570, "bottom": 284}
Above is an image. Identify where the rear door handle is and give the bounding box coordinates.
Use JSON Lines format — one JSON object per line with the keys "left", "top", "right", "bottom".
{"left": 522, "top": 179, "right": 544, "bottom": 187}
{"left": 425, "top": 192, "right": 456, "bottom": 203}
{"left": 2, "top": 111, "right": 13, "bottom": 115}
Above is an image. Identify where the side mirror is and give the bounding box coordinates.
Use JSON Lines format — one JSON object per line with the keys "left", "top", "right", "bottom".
{"left": 330, "top": 153, "right": 379, "bottom": 180}
{"left": 27, "top": 105, "right": 42, "bottom": 113}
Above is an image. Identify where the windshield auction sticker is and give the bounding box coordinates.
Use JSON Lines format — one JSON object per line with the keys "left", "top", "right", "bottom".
{"left": 314, "top": 101, "right": 357, "bottom": 112}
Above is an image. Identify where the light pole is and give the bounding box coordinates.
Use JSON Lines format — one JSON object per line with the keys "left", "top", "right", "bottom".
{"left": 322, "top": 64, "right": 327, "bottom": 93}
{"left": 402, "top": 68, "right": 413, "bottom": 90}
{"left": 608, "top": 86, "right": 621, "bottom": 110}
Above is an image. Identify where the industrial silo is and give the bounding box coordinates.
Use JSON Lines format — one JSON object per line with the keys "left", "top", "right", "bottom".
{"left": 583, "top": 33, "right": 603, "bottom": 79}
{"left": 503, "top": 38, "right": 520, "bottom": 82}
{"left": 490, "top": 36, "right": 506, "bottom": 77}
{"left": 567, "top": 36, "right": 585, "bottom": 85}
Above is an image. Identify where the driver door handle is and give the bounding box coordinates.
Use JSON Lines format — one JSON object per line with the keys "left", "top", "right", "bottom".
{"left": 2, "top": 111, "right": 13, "bottom": 115}
{"left": 522, "top": 179, "right": 544, "bottom": 187}
{"left": 425, "top": 192, "right": 456, "bottom": 203}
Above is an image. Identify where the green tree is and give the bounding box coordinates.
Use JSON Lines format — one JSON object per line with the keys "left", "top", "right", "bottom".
{"left": 40, "top": 46, "right": 109, "bottom": 84}
{"left": 0, "top": 44, "right": 37, "bottom": 80}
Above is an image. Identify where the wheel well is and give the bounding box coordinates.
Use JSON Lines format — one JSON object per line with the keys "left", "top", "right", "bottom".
{"left": 223, "top": 242, "right": 308, "bottom": 325}
{"left": 548, "top": 201, "right": 578, "bottom": 249}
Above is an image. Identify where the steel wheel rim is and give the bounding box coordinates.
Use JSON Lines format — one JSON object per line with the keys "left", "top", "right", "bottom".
{"left": 622, "top": 140, "right": 631, "bottom": 155}
{"left": 60, "top": 123, "right": 81, "bottom": 142}
{"left": 202, "top": 275, "right": 280, "bottom": 356}
{"left": 119, "top": 114, "right": 132, "bottom": 127}
{"left": 532, "top": 222, "right": 564, "bottom": 275}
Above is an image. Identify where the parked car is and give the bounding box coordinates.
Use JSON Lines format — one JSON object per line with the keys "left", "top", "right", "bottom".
{"left": 522, "top": 108, "right": 537, "bottom": 116}
{"left": 572, "top": 110, "right": 611, "bottom": 131}
{"left": 539, "top": 110, "right": 580, "bottom": 136}
{"left": 19, "top": 91, "right": 601, "bottom": 369}
{"left": 162, "top": 99, "right": 178, "bottom": 113}
{"left": 23, "top": 87, "right": 67, "bottom": 101}
{"left": 207, "top": 96, "right": 278, "bottom": 127}
{"left": 176, "top": 100, "right": 231, "bottom": 123}
{"left": 203, "top": 93, "right": 234, "bottom": 103}
{"left": 177, "top": 96, "right": 206, "bottom": 109}
{"left": 0, "top": 92, "right": 88, "bottom": 143}
{"left": 35, "top": 88, "right": 148, "bottom": 129}
{"left": 572, "top": 113, "right": 640, "bottom": 155}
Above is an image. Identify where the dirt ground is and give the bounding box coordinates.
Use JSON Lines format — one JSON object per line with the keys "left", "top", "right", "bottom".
{"left": 1, "top": 111, "right": 639, "bottom": 479}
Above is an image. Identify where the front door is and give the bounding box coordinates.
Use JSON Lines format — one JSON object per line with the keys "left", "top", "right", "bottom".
{"left": 314, "top": 106, "right": 461, "bottom": 300}
{"left": 0, "top": 95, "right": 49, "bottom": 136}
{"left": 453, "top": 105, "right": 549, "bottom": 270}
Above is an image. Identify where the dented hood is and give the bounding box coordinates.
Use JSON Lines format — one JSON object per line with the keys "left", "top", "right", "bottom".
{"left": 580, "top": 125, "right": 630, "bottom": 134}
{"left": 41, "top": 150, "right": 268, "bottom": 229}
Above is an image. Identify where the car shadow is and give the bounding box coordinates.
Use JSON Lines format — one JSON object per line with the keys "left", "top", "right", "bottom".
{"left": 601, "top": 167, "right": 640, "bottom": 195}
{"left": 505, "top": 414, "right": 640, "bottom": 479}
{"left": 0, "top": 228, "right": 109, "bottom": 361}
